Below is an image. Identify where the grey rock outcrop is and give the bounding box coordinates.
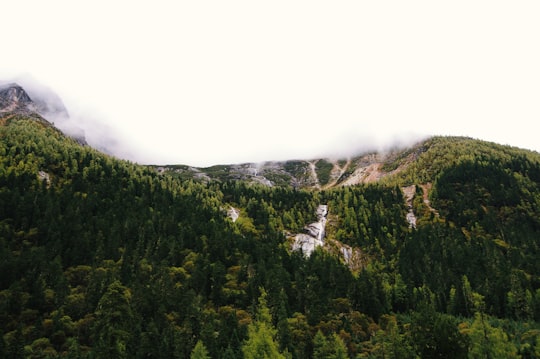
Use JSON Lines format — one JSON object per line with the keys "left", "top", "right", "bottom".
{"left": 0, "top": 83, "right": 38, "bottom": 114}
{"left": 0, "top": 81, "right": 87, "bottom": 145}
{"left": 227, "top": 206, "right": 240, "bottom": 222}
{"left": 292, "top": 204, "right": 328, "bottom": 256}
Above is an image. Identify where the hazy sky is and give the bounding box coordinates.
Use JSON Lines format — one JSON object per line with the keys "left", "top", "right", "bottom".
{"left": 2, "top": 1, "right": 539, "bottom": 166}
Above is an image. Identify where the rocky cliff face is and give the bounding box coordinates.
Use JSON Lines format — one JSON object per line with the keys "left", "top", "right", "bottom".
{"left": 292, "top": 205, "right": 328, "bottom": 257}
{"left": 0, "top": 83, "right": 38, "bottom": 114}
{"left": 290, "top": 204, "right": 368, "bottom": 271}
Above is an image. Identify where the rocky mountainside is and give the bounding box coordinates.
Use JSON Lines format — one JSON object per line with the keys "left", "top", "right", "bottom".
{"left": 0, "top": 81, "right": 86, "bottom": 144}
{"left": 155, "top": 144, "right": 424, "bottom": 190}
{"left": 157, "top": 135, "right": 540, "bottom": 191}
{"left": 0, "top": 83, "right": 38, "bottom": 114}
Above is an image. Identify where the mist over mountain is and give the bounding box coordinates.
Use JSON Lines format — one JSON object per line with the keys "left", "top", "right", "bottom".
{"left": 1, "top": 80, "right": 425, "bottom": 168}
{"left": 0, "top": 83, "right": 37, "bottom": 114}
{"left": 0, "top": 79, "right": 147, "bottom": 161}
{"left": 1, "top": 83, "right": 540, "bottom": 357}
{"left": 0, "top": 79, "right": 87, "bottom": 144}
{"left": 13, "top": 78, "right": 70, "bottom": 119}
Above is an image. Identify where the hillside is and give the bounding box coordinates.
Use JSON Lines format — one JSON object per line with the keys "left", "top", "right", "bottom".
{"left": 156, "top": 136, "right": 540, "bottom": 190}
{"left": 153, "top": 143, "right": 422, "bottom": 189}
{"left": 0, "top": 82, "right": 86, "bottom": 145}
{"left": 1, "top": 113, "right": 540, "bottom": 358}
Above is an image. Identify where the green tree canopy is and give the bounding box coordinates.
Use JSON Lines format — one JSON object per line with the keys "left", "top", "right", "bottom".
{"left": 92, "top": 280, "right": 134, "bottom": 359}
{"left": 190, "top": 340, "right": 210, "bottom": 359}
{"left": 466, "top": 312, "right": 519, "bottom": 359}
{"left": 242, "top": 289, "right": 286, "bottom": 359}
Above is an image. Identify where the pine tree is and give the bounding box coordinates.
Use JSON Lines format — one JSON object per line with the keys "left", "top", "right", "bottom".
{"left": 329, "top": 334, "right": 348, "bottom": 359}
{"left": 312, "top": 330, "right": 330, "bottom": 359}
{"left": 92, "top": 280, "right": 135, "bottom": 359}
{"left": 313, "top": 331, "right": 349, "bottom": 359}
{"left": 242, "top": 289, "right": 285, "bottom": 359}
{"left": 190, "top": 340, "right": 210, "bottom": 359}
{"left": 466, "top": 312, "right": 519, "bottom": 358}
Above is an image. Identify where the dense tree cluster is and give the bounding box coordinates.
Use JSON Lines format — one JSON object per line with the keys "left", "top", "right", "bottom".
{"left": 1, "top": 117, "right": 540, "bottom": 358}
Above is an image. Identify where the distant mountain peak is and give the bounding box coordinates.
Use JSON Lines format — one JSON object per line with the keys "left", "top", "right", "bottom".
{"left": 0, "top": 83, "right": 38, "bottom": 114}
{"left": 0, "top": 80, "right": 86, "bottom": 144}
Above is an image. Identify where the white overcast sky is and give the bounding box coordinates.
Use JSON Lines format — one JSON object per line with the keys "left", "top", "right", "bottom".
{"left": 2, "top": 1, "right": 540, "bottom": 166}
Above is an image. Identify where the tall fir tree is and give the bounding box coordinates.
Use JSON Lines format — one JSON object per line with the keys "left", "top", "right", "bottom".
{"left": 242, "top": 289, "right": 286, "bottom": 359}
{"left": 190, "top": 340, "right": 210, "bottom": 359}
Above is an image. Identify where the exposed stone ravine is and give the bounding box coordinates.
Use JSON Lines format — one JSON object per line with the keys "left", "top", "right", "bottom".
{"left": 227, "top": 206, "right": 240, "bottom": 222}
{"left": 341, "top": 162, "right": 386, "bottom": 186}
{"left": 292, "top": 204, "right": 328, "bottom": 256}
{"left": 38, "top": 171, "right": 51, "bottom": 187}
{"left": 322, "top": 159, "right": 351, "bottom": 189}
{"left": 308, "top": 161, "right": 321, "bottom": 189}
{"left": 420, "top": 183, "right": 439, "bottom": 217}
{"left": 402, "top": 185, "right": 417, "bottom": 228}
{"left": 401, "top": 183, "right": 439, "bottom": 227}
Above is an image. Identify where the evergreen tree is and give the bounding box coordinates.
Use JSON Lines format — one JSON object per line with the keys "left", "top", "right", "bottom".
{"left": 330, "top": 334, "right": 348, "bottom": 359}
{"left": 221, "top": 345, "right": 238, "bottom": 359}
{"left": 466, "top": 312, "right": 519, "bottom": 359}
{"left": 411, "top": 305, "right": 468, "bottom": 358}
{"left": 313, "top": 331, "right": 349, "bottom": 359}
{"left": 190, "top": 340, "right": 210, "bottom": 359}
{"left": 370, "top": 315, "right": 416, "bottom": 359}
{"left": 92, "top": 280, "right": 135, "bottom": 359}
{"left": 312, "top": 330, "right": 330, "bottom": 359}
{"left": 242, "top": 289, "right": 285, "bottom": 359}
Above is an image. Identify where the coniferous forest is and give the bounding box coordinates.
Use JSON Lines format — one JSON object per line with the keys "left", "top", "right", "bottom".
{"left": 1, "top": 115, "right": 540, "bottom": 358}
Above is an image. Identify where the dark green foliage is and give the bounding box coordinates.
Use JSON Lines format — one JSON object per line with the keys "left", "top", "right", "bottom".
{"left": 1, "top": 117, "right": 540, "bottom": 357}
{"left": 241, "top": 290, "right": 285, "bottom": 359}
{"left": 92, "top": 281, "right": 134, "bottom": 358}
{"left": 465, "top": 312, "right": 520, "bottom": 358}
{"left": 322, "top": 184, "right": 407, "bottom": 256}
{"left": 314, "top": 159, "right": 334, "bottom": 186}
{"left": 190, "top": 340, "right": 210, "bottom": 359}
{"left": 410, "top": 305, "right": 469, "bottom": 358}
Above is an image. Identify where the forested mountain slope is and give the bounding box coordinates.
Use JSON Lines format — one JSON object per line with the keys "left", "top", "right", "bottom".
{"left": 1, "top": 114, "right": 540, "bottom": 358}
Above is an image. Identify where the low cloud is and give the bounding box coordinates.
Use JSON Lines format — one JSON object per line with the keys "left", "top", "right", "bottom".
{"left": 3, "top": 74, "right": 141, "bottom": 162}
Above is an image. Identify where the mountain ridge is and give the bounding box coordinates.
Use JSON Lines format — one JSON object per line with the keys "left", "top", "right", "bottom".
{"left": 0, "top": 81, "right": 86, "bottom": 145}
{"left": 0, "top": 83, "right": 38, "bottom": 114}
{"left": 1, "top": 108, "right": 540, "bottom": 357}
{"left": 3, "top": 81, "right": 540, "bottom": 179}
{"left": 154, "top": 135, "right": 540, "bottom": 190}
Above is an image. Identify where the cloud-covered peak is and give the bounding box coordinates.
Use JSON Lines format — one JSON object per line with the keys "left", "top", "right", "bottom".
{"left": 0, "top": 82, "right": 37, "bottom": 114}
{"left": 0, "top": 79, "right": 87, "bottom": 145}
